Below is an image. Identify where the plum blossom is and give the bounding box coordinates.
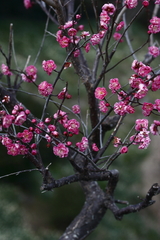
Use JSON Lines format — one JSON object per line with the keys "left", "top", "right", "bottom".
{"left": 151, "top": 76, "right": 160, "bottom": 91}
{"left": 148, "top": 46, "right": 160, "bottom": 57}
{"left": 99, "top": 100, "right": 108, "bottom": 113}
{"left": 131, "top": 60, "right": 152, "bottom": 77}
{"left": 90, "top": 34, "right": 101, "bottom": 45}
{"left": 38, "top": 81, "right": 53, "bottom": 96}
{"left": 116, "top": 21, "right": 124, "bottom": 31}
{"left": 1, "top": 64, "right": 13, "bottom": 76}
{"left": 17, "top": 129, "right": 33, "bottom": 143}
{"left": 24, "top": 0, "right": 32, "bottom": 9}
{"left": 54, "top": 110, "right": 68, "bottom": 125}
{"left": 42, "top": 60, "right": 57, "bottom": 75}
{"left": 109, "top": 78, "right": 121, "bottom": 93}
{"left": 102, "top": 3, "right": 116, "bottom": 15}
{"left": 120, "top": 146, "right": 128, "bottom": 154}
{"left": 148, "top": 16, "right": 160, "bottom": 34}
{"left": 150, "top": 120, "right": 160, "bottom": 135}
{"left": 53, "top": 143, "right": 69, "bottom": 158}
{"left": 21, "top": 65, "right": 37, "bottom": 82}
{"left": 57, "top": 36, "right": 70, "bottom": 48}
{"left": 92, "top": 143, "right": 99, "bottom": 152}
{"left": 142, "top": 102, "right": 153, "bottom": 116}
{"left": 113, "top": 32, "right": 123, "bottom": 42}
{"left": 72, "top": 105, "right": 80, "bottom": 114}
{"left": 76, "top": 137, "right": 89, "bottom": 152}
{"left": 68, "top": 28, "right": 77, "bottom": 36}
{"left": 2, "top": 115, "right": 15, "bottom": 128}
{"left": 84, "top": 43, "right": 90, "bottom": 53}
{"left": 57, "top": 87, "right": 71, "bottom": 99}
{"left": 153, "top": 99, "right": 160, "bottom": 112}
{"left": 95, "top": 87, "right": 107, "bottom": 100}
{"left": 134, "top": 83, "right": 148, "bottom": 99}
{"left": 125, "top": 0, "right": 138, "bottom": 9}
{"left": 14, "top": 111, "right": 27, "bottom": 126}
{"left": 135, "top": 119, "right": 149, "bottom": 131}
{"left": 66, "top": 119, "right": 80, "bottom": 135}
{"left": 113, "top": 137, "right": 121, "bottom": 147}
{"left": 1, "top": 136, "right": 12, "bottom": 147}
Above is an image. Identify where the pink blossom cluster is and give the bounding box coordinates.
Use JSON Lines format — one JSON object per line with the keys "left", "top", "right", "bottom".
{"left": 38, "top": 81, "right": 53, "bottom": 96}
{"left": 148, "top": 46, "right": 160, "bottom": 57}
{"left": 1, "top": 64, "right": 13, "bottom": 76}
{"left": 125, "top": 0, "right": 138, "bottom": 9}
{"left": 76, "top": 137, "right": 89, "bottom": 152}
{"left": 131, "top": 60, "right": 152, "bottom": 77}
{"left": 21, "top": 65, "right": 37, "bottom": 82}
{"left": 42, "top": 60, "right": 57, "bottom": 75}
{"left": 57, "top": 87, "right": 72, "bottom": 99}
{"left": 24, "top": 0, "right": 32, "bottom": 9}
{"left": 53, "top": 143, "right": 69, "bottom": 158}
{"left": 148, "top": 16, "right": 160, "bottom": 34}
{"left": 130, "top": 119, "right": 151, "bottom": 149}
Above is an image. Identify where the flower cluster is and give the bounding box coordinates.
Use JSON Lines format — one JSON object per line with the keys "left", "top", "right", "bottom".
{"left": 42, "top": 60, "right": 57, "bottom": 75}
{"left": 130, "top": 119, "right": 151, "bottom": 149}
{"left": 38, "top": 81, "right": 53, "bottom": 96}
{"left": 1, "top": 64, "right": 13, "bottom": 76}
{"left": 21, "top": 65, "right": 37, "bottom": 82}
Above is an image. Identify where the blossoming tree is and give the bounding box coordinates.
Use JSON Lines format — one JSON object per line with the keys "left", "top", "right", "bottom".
{"left": 1, "top": 0, "right": 160, "bottom": 239}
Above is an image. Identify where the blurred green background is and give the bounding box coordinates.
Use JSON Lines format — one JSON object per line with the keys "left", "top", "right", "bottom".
{"left": 0, "top": 1, "right": 160, "bottom": 239}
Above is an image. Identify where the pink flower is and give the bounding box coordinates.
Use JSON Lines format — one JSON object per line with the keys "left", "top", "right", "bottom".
{"left": 150, "top": 120, "right": 160, "bottom": 135}
{"left": 81, "top": 31, "right": 90, "bottom": 38}
{"left": 125, "top": 0, "right": 138, "bottom": 9}
{"left": 17, "top": 129, "right": 33, "bottom": 143}
{"left": 68, "top": 28, "right": 77, "bottom": 36}
{"left": 53, "top": 143, "right": 69, "bottom": 158}
{"left": 102, "top": 3, "right": 116, "bottom": 15}
{"left": 7, "top": 143, "right": 20, "bottom": 156}
{"left": 14, "top": 111, "right": 27, "bottom": 126}
{"left": 120, "top": 146, "right": 128, "bottom": 154}
{"left": 151, "top": 76, "right": 160, "bottom": 91}
{"left": 21, "top": 65, "right": 37, "bottom": 82}
{"left": 134, "top": 83, "right": 148, "bottom": 99}
{"left": 99, "top": 101, "right": 108, "bottom": 113}
{"left": 2, "top": 115, "right": 15, "bottom": 128}
{"left": 63, "top": 21, "right": 77, "bottom": 29}
{"left": 42, "top": 60, "right": 57, "bottom": 75}
{"left": 66, "top": 119, "right": 80, "bottom": 135}
{"left": 90, "top": 34, "right": 101, "bottom": 45}
{"left": 57, "top": 87, "right": 71, "bottom": 99}
{"left": 148, "top": 17, "right": 160, "bottom": 34}
{"left": 76, "top": 137, "right": 88, "bottom": 152}
{"left": 113, "top": 32, "right": 123, "bottom": 42}
{"left": 24, "top": 0, "right": 32, "bottom": 9}
{"left": 116, "top": 21, "right": 124, "bottom": 31}
{"left": 72, "top": 105, "right": 80, "bottom": 114}
{"left": 153, "top": 99, "right": 160, "bottom": 112}
{"left": 113, "top": 137, "right": 121, "bottom": 147}
{"left": 58, "top": 36, "right": 70, "bottom": 48}
{"left": 100, "top": 10, "right": 110, "bottom": 29}
{"left": 95, "top": 87, "right": 107, "bottom": 100}
{"left": 84, "top": 43, "right": 90, "bottom": 53}
{"left": 1, "top": 136, "right": 12, "bottom": 147}
{"left": 73, "top": 49, "right": 80, "bottom": 57}
{"left": 148, "top": 46, "right": 160, "bottom": 57}
{"left": 114, "top": 101, "right": 127, "bottom": 115}
{"left": 38, "top": 81, "right": 53, "bottom": 96}
{"left": 142, "top": 102, "right": 153, "bottom": 116}
{"left": 1, "top": 64, "right": 13, "bottom": 76}
{"left": 54, "top": 110, "right": 68, "bottom": 125}
{"left": 92, "top": 143, "right": 99, "bottom": 152}
{"left": 129, "top": 74, "right": 144, "bottom": 89}
{"left": 109, "top": 78, "right": 121, "bottom": 93}
{"left": 135, "top": 119, "right": 148, "bottom": 131}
